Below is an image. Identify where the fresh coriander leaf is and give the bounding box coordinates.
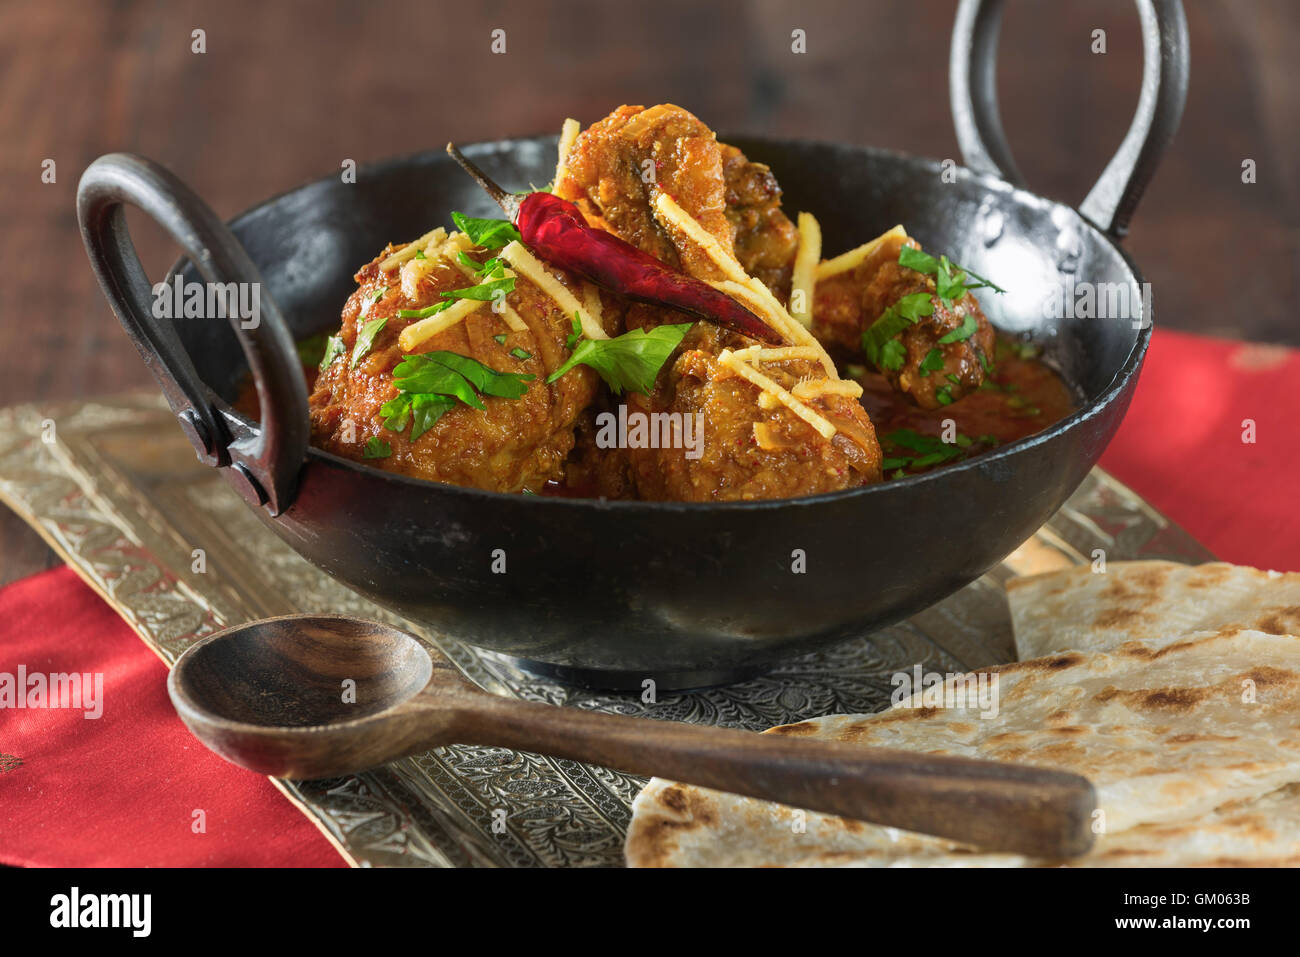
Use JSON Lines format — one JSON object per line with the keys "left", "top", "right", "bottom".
{"left": 362, "top": 437, "right": 392, "bottom": 459}
{"left": 960, "top": 263, "right": 1006, "bottom": 295}
{"left": 440, "top": 276, "right": 515, "bottom": 302}
{"left": 319, "top": 335, "right": 345, "bottom": 371}
{"left": 918, "top": 348, "right": 945, "bottom": 377}
{"left": 351, "top": 317, "right": 387, "bottom": 369}
{"left": 451, "top": 211, "right": 521, "bottom": 249}
{"left": 398, "top": 301, "right": 453, "bottom": 320}
{"left": 898, "top": 245, "right": 1005, "bottom": 297}
{"left": 456, "top": 251, "right": 505, "bottom": 278}
{"left": 509, "top": 347, "right": 532, "bottom": 360}
{"left": 566, "top": 313, "right": 583, "bottom": 350}
{"left": 879, "top": 339, "right": 907, "bottom": 371}
{"left": 416, "top": 351, "right": 533, "bottom": 399}
{"left": 937, "top": 313, "right": 978, "bottom": 345}
{"left": 547, "top": 323, "right": 692, "bottom": 395}
{"left": 936, "top": 386, "right": 955, "bottom": 406}
{"left": 381, "top": 352, "right": 534, "bottom": 442}
{"left": 361, "top": 285, "right": 389, "bottom": 318}
{"left": 880, "top": 457, "right": 910, "bottom": 471}
{"left": 380, "top": 394, "right": 412, "bottom": 432}
{"left": 409, "top": 393, "right": 457, "bottom": 441}
{"left": 910, "top": 450, "right": 951, "bottom": 467}
{"left": 493, "top": 333, "right": 508, "bottom": 345}
{"left": 882, "top": 429, "right": 950, "bottom": 455}
{"left": 934, "top": 256, "right": 968, "bottom": 305}
{"left": 393, "top": 357, "right": 485, "bottom": 409}
{"left": 862, "top": 292, "right": 933, "bottom": 369}
{"left": 413, "top": 249, "right": 427, "bottom": 260}
{"left": 946, "top": 373, "right": 962, "bottom": 384}
{"left": 898, "top": 246, "right": 940, "bottom": 275}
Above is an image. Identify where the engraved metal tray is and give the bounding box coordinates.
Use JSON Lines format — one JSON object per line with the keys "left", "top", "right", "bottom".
{"left": 0, "top": 394, "right": 1213, "bottom": 867}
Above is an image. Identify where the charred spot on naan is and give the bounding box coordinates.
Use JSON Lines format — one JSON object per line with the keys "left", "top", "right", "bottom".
{"left": 1094, "top": 686, "right": 1214, "bottom": 712}
{"left": 656, "top": 782, "right": 716, "bottom": 823}
{"left": 1166, "top": 732, "right": 1242, "bottom": 744}
{"left": 1255, "top": 605, "right": 1300, "bottom": 634}
{"left": 1093, "top": 606, "right": 1154, "bottom": 630}
{"left": 1018, "top": 652, "right": 1085, "bottom": 672}
{"left": 1186, "top": 563, "right": 1236, "bottom": 587}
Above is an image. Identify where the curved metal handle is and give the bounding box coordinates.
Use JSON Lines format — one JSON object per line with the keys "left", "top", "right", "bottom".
{"left": 950, "top": 0, "right": 1189, "bottom": 238}
{"left": 77, "top": 153, "right": 308, "bottom": 514}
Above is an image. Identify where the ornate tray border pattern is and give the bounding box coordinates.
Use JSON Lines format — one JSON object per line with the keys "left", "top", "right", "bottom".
{"left": 0, "top": 395, "right": 1214, "bottom": 867}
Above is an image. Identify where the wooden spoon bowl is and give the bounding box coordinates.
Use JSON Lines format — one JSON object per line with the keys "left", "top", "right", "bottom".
{"left": 168, "top": 615, "right": 1098, "bottom": 858}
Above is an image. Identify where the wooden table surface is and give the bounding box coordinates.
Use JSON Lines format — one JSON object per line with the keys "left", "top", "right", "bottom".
{"left": 0, "top": 0, "right": 1295, "bottom": 584}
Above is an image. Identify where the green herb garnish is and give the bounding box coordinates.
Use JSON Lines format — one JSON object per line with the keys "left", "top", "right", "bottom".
{"left": 362, "top": 437, "right": 392, "bottom": 459}
{"left": 566, "top": 313, "right": 583, "bottom": 350}
{"left": 918, "top": 348, "right": 945, "bottom": 377}
{"left": 351, "top": 317, "right": 387, "bottom": 369}
{"left": 451, "top": 212, "right": 522, "bottom": 250}
{"left": 935, "top": 386, "right": 955, "bottom": 406}
{"left": 440, "top": 277, "right": 515, "bottom": 303}
{"left": 509, "top": 347, "right": 532, "bottom": 361}
{"left": 493, "top": 333, "right": 509, "bottom": 345}
{"left": 413, "top": 249, "right": 426, "bottom": 260}
{"left": 898, "top": 246, "right": 1005, "bottom": 308}
{"left": 547, "top": 323, "right": 693, "bottom": 395}
{"left": 862, "top": 292, "right": 933, "bottom": 370}
{"left": 319, "top": 335, "right": 345, "bottom": 371}
{"left": 458, "top": 251, "right": 507, "bottom": 279}
{"left": 398, "top": 302, "right": 453, "bottom": 320}
{"left": 881, "top": 428, "right": 996, "bottom": 476}
{"left": 361, "top": 286, "right": 388, "bottom": 316}
{"left": 937, "top": 313, "right": 978, "bottom": 345}
{"left": 380, "top": 352, "right": 535, "bottom": 442}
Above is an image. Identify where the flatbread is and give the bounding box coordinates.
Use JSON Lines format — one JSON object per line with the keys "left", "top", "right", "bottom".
{"left": 625, "top": 628, "right": 1300, "bottom": 866}
{"left": 1007, "top": 561, "right": 1300, "bottom": 660}
{"left": 626, "top": 777, "right": 1300, "bottom": 868}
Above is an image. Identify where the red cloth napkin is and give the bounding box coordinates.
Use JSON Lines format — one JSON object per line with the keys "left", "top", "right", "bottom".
{"left": 1099, "top": 330, "right": 1300, "bottom": 573}
{"left": 0, "top": 567, "right": 345, "bottom": 867}
{"left": 1, "top": 328, "right": 1297, "bottom": 867}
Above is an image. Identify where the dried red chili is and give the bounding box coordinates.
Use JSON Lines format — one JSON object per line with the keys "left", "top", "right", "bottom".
{"left": 446, "top": 143, "right": 781, "bottom": 344}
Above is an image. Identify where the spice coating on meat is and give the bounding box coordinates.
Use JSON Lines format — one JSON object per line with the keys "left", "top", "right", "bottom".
{"left": 556, "top": 104, "right": 733, "bottom": 281}
{"left": 308, "top": 245, "right": 613, "bottom": 492}
{"left": 556, "top": 105, "right": 882, "bottom": 500}
{"left": 720, "top": 144, "right": 799, "bottom": 299}
{"left": 813, "top": 234, "right": 995, "bottom": 409}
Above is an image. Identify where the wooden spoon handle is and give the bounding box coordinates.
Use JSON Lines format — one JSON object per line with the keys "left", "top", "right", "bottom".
{"left": 448, "top": 696, "right": 1096, "bottom": 858}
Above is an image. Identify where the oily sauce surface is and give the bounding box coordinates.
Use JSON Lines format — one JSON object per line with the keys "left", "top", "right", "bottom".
{"left": 852, "top": 338, "right": 1075, "bottom": 477}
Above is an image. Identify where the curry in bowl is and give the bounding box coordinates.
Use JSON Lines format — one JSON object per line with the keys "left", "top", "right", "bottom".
{"left": 242, "top": 104, "right": 1072, "bottom": 502}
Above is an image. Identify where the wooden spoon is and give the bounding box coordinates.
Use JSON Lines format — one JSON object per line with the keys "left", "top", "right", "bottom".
{"left": 167, "top": 615, "right": 1096, "bottom": 857}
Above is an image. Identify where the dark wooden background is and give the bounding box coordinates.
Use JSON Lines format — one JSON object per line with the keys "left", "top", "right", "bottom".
{"left": 0, "top": 0, "right": 1295, "bottom": 583}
